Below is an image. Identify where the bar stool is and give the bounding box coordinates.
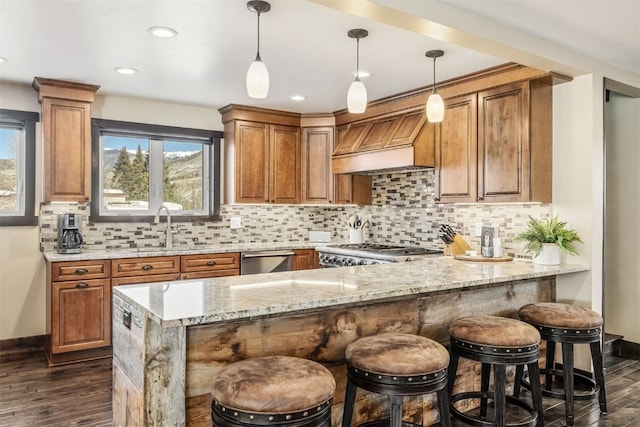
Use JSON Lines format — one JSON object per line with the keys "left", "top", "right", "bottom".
{"left": 342, "top": 333, "right": 451, "bottom": 427}
{"left": 448, "top": 315, "right": 544, "bottom": 427}
{"left": 516, "top": 303, "right": 607, "bottom": 427}
{"left": 211, "top": 355, "right": 336, "bottom": 427}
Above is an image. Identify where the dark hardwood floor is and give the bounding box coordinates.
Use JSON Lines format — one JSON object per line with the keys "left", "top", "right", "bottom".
{"left": 1, "top": 351, "right": 639, "bottom": 426}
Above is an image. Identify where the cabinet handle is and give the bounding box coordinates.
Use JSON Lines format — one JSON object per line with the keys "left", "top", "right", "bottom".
{"left": 75, "top": 283, "right": 89, "bottom": 289}
{"left": 75, "top": 268, "right": 89, "bottom": 274}
{"left": 478, "top": 196, "right": 484, "bottom": 201}
{"left": 434, "top": 197, "right": 440, "bottom": 202}
{"left": 206, "top": 260, "right": 217, "bottom": 266}
{"left": 141, "top": 265, "right": 154, "bottom": 271}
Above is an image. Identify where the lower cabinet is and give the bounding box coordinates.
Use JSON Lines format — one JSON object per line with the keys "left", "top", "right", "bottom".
{"left": 293, "top": 249, "right": 318, "bottom": 270}
{"left": 51, "top": 278, "right": 111, "bottom": 354}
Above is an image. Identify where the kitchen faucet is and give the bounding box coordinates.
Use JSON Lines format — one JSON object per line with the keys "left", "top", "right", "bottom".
{"left": 154, "top": 205, "right": 175, "bottom": 249}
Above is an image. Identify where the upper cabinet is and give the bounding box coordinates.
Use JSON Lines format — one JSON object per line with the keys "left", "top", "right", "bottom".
{"left": 301, "top": 126, "right": 334, "bottom": 204}
{"left": 221, "top": 105, "right": 300, "bottom": 204}
{"left": 33, "top": 77, "right": 100, "bottom": 202}
{"left": 434, "top": 79, "right": 552, "bottom": 203}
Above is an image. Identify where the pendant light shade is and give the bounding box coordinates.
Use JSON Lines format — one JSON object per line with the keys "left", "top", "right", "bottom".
{"left": 347, "top": 29, "right": 368, "bottom": 114}
{"left": 246, "top": 1, "right": 271, "bottom": 99}
{"left": 425, "top": 50, "right": 445, "bottom": 123}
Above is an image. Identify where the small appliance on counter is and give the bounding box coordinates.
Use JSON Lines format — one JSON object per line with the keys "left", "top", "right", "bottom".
{"left": 57, "top": 213, "right": 84, "bottom": 254}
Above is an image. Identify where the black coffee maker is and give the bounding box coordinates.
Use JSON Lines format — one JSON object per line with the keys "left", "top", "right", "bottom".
{"left": 57, "top": 213, "right": 84, "bottom": 254}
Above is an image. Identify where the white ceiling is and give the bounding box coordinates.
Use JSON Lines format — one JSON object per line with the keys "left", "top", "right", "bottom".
{"left": 0, "top": 0, "right": 638, "bottom": 114}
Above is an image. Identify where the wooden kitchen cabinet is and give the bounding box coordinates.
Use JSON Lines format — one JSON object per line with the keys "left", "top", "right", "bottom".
{"left": 435, "top": 79, "right": 552, "bottom": 203}
{"left": 33, "top": 78, "right": 100, "bottom": 202}
{"left": 231, "top": 120, "right": 299, "bottom": 204}
{"left": 333, "top": 124, "right": 372, "bottom": 205}
{"left": 47, "top": 259, "right": 112, "bottom": 365}
{"left": 293, "top": 249, "right": 318, "bottom": 270}
{"left": 301, "top": 126, "right": 334, "bottom": 204}
{"left": 180, "top": 253, "right": 240, "bottom": 279}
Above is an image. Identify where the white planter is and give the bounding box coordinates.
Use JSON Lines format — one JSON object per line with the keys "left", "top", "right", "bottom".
{"left": 534, "top": 244, "right": 561, "bottom": 265}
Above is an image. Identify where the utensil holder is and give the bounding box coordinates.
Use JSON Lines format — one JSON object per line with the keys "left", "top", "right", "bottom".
{"left": 349, "top": 229, "right": 363, "bottom": 244}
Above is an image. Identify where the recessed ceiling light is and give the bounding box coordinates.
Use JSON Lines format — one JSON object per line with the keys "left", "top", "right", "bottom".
{"left": 0, "top": 57, "right": 7, "bottom": 63}
{"left": 148, "top": 26, "right": 178, "bottom": 38}
{"left": 114, "top": 67, "right": 139, "bottom": 75}
{"left": 289, "top": 95, "right": 306, "bottom": 101}
{"left": 351, "top": 70, "right": 372, "bottom": 78}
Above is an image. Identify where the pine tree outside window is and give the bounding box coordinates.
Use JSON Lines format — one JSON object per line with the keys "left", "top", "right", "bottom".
{"left": 91, "top": 119, "right": 221, "bottom": 222}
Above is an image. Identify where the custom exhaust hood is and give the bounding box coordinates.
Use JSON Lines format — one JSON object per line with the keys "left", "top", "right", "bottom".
{"left": 331, "top": 108, "right": 435, "bottom": 175}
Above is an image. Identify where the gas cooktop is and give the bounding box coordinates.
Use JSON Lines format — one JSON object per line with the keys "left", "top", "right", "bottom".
{"left": 327, "top": 243, "right": 443, "bottom": 256}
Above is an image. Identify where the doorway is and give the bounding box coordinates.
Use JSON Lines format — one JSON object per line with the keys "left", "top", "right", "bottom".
{"left": 603, "top": 78, "right": 640, "bottom": 355}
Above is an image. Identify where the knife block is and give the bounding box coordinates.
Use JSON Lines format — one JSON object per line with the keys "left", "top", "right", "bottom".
{"left": 448, "top": 235, "right": 473, "bottom": 255}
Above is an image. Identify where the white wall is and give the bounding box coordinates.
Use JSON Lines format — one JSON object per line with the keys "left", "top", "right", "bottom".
{"left": 0, "top": 82, "right": 45, "bottom": 340}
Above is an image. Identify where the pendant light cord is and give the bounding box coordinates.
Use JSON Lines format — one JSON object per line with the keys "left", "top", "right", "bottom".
{"left": 432, "top": 57, "right": 437, "bottom": 94}
{"left": 355, "top": 37, "right": 361, "bottom": 82}
{"left": 255, "top": 11, "right": 262, "bottom": 61}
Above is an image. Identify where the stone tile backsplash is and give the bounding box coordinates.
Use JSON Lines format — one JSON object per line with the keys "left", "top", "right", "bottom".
{"left": 40, "top": 170, "right": 550, "bottom": 256}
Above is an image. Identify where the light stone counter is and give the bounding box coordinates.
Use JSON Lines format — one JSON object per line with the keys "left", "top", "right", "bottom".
{"left": 111, "top": 258, "right": 589, "bottom": 427}
{"left": 42, "top": 242, "right": 325, "bottom": 262}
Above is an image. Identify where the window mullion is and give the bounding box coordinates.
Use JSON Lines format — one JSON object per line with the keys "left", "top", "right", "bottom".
{"left": 149, "top": 139, "right": 164, "bottom": 212}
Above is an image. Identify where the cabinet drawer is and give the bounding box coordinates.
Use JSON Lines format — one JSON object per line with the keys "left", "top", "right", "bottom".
{"left": 180, "top": 269, "right": 239, "bottom": 280}
{"left": 181, "top": 253, "right": 240, "bottom": 273}
{"left": 112, "top": 273, "right": 181, "bottom": 287}
{"left": 111, "top": 256, "right": 180, "bottom": 278}
{"left": 51, "top": 260, "right": 110, "bottom": 281}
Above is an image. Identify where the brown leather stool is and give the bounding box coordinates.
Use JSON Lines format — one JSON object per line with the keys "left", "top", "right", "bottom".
{"left": 211, "top": 355, "right": 336, "bottom": 427}
{"left": 516, "top": 303, "right": 607, "bottom": 427}
{"left": 448, "top": 315, "right": 544, "bottom": 427}
{"left": 342, "top": 333, "right": 451, "bottom": 427}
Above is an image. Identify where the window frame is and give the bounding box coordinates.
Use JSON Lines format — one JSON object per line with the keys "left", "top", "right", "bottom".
{"left": 0, "top": 109, "right": 39, "bottom": 227}
{"left": 90, "top": 119, "right": 222, "bottom": 223}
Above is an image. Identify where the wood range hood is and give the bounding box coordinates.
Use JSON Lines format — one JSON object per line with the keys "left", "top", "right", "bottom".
{"left": 331, "top": 108, "right": 435, "bottom": 175}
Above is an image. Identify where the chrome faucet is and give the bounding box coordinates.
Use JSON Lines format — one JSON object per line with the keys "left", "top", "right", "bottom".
{"left": 154, "top": 205, "right": 175, "bottom": 249}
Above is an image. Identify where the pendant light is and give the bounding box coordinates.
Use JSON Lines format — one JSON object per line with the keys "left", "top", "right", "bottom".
{"left": 425, "top": 50, "right": 445, "bottom": 123}
{"left": 347, "top": 29, "right": 368, "bottom": 114}
{"left": 246, "top": 1, "right": 271, "bottom": 99}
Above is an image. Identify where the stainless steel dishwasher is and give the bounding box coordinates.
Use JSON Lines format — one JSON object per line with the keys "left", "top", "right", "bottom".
{"left": 240, "top": 250, "right": 294, "bottom": 275}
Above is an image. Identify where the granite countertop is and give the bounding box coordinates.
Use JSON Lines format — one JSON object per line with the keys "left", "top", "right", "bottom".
{"left": 113, "top": 257, "right": 589, "bottom": 328}
{"left": 42, "top": 242, "right": 327, "bottom": 262}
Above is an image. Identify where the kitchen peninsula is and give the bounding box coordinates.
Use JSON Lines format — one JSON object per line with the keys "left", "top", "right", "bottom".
{"left": 112, "top": 257, "right": 588, "bottom": 426}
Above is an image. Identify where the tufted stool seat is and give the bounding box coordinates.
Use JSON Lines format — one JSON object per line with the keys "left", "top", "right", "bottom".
{"left": 516, "top": 303, "right": 607, "bottom": 426}
{"left": 342, "top": 333, "right": 451, "bottom": 427}
{"left": 448, "top": 315, "right": 544, "bottom": 427}
{"left": 211, "top": 356, "right": 336, "bottom": 427}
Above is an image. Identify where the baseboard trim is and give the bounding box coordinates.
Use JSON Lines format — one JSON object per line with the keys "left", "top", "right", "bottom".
{"left": 0, "top": 335, "right": 46, "bottom": 356}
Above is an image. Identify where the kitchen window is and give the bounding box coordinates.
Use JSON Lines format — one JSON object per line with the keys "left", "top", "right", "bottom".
{"left": 91, "top": 119, "right": 222, "bottom": 222}
{"left": 0, "top": 109, "right": 38, "bottom": 226}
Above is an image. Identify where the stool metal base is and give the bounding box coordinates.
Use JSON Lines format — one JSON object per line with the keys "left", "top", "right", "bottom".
{"left": 450, "top": 392, "right": 538, "bottom": 427}
{"left": 519, "top": 367, "right": 600, "bottom": 400}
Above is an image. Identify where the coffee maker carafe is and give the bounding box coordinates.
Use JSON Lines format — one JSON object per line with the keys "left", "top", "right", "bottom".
{"left": 57, "top": 213, "right": 84, "bottom": 254}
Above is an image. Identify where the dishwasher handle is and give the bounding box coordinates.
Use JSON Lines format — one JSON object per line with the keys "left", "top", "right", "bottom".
{"left": 242, "top": 250, "right": 295, "bottom": 258}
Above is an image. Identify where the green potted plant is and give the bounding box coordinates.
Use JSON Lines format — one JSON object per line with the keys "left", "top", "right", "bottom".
{"left": 514, "top": 215, "right": 582, "bottom": 265}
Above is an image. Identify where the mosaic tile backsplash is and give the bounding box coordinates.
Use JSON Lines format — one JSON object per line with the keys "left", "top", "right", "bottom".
{"left": 39, "top": 170, "right": 551, "bottom": 256}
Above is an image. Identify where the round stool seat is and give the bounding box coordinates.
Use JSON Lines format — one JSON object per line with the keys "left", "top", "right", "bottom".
{"left": 212, "top": 356, "right": 335, "bottom": 426}
{"left": 519, "top": 302, "right": 603, "bottom": 330}
{"left": 346, "top": 333, "right": 449, "bottom": 376}
{"left": 449, "top": 315, "right": 541, "bottom": 349}
{"left": 342, "top": 333, "right": 452, "bottom": 427}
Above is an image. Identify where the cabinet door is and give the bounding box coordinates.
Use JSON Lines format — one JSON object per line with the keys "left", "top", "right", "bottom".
{"left": 334, "top": 174, "right": 372, "bottom": 205}
{"left": 270, "top": 125, "right": 300, "bottom": 204}
{"left": 301, "top": 127, "right": 334, "bottom": 204}
{"left": 235, "top": 121, "right": 270, "bottom": 203}
{"left": 51, "top": 279, "right": 111, "bottom": 353}
{"left": 478, "top": 82, "right": 530, "bottom": 202}
{"left": 42, "top": 98, "right": 92, "bottom": 202}
{"left": 434, "top": 93, "right": 478, "bottom": 203}
{"left": 293, "top": 249, "right": 317, "bottom": 270}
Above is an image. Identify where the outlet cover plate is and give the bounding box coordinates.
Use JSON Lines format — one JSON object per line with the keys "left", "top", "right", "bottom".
{"left": 230, "top": 216, "right": 242, "bottom": 229}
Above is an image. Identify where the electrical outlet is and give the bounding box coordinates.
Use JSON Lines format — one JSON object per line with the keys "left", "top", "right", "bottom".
{"left": 475, "top": 222, "right": 484, "bottom": 237}
{"left": 230, "top": 216, "right": 242, "bottom": 229}
{"left": 123, "top": 310, "right": 132, "bottom": 329}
